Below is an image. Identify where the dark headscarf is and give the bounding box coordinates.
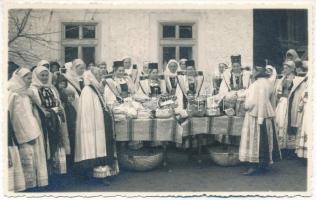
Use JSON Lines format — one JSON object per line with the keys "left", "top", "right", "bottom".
{"left": 8, "top": 62, "right": 20, "bottom": 80}
{"left": 50, "top": 61, "right": 61, "bottom": 72}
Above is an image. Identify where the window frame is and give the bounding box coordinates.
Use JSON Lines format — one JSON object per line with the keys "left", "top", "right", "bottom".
{"left": 159, "top": 22, "right": 197, "bottom": 69}
{"left": 61, "top": 22, "right": 98, "bottom": 64}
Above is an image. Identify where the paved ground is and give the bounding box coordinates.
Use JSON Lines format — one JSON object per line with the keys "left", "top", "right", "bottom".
{"left": 27, "top": 148, "right": 307, "bottom": 193}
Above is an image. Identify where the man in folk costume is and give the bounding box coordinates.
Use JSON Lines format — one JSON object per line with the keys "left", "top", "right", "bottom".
{"left": 75, "top": 67, "right": 119, "bottom": 186}
{"left": 274, "top": 60, "right": 307, "bottom": 159}
{"left": 122, "top": 57, "right": 138, "bottom": 84}
{"left": 64, "top": 59, "right": 86, "bottom": 111}
{"left": 218, "top": 55, "right": 252, "bottom": 101}
{"left": 216, "top": 55, "right": 252, "bottom": 144}
{"left": 103, "top": 61, "right": 136, "bottom": 106}
{"left": 239, "top": 61, "right": 281, "bottom": 176}
{"left": 137, "top": 63, "right": 167, "bottom": 97}
{"left": 164, "top": 59, "right": 180, "bottom": 95}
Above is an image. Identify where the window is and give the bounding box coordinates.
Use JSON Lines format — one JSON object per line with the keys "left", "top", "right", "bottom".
{"left": 160, "top": 23, "right": 196, "bottom": 68}
{"left": 62, "top": 23, "right": 97, "bottom": 65}
{"left": 64, "top": 47, "right": 78, "bottom": 62}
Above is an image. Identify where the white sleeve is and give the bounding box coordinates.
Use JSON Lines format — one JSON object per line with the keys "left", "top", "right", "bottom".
{"left": 103, "top": 85, "right": 117, "bottom": 105}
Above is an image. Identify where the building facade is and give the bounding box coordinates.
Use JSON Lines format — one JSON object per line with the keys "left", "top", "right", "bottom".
{"left": 8, "top": 9, "right": 253, "bottom": 73}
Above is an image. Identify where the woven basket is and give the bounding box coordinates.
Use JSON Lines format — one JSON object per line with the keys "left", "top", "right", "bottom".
{"left": 207, "top": 145, "right": 240, "bottom": 167}
{"left": 118, "top": 147, "right": 164, "bottom": 171}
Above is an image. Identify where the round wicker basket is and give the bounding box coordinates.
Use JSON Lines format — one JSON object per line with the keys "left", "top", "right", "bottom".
{"left": 207, "top": 145, "right": 240, "bottom": 167}
{"left": 118, "top": 147, "right": 164, "bottom": 171}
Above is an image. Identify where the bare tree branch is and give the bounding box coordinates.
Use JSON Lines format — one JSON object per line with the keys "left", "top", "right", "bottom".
{"left": 8, "top": 9, "right": 32, "bottom": 45}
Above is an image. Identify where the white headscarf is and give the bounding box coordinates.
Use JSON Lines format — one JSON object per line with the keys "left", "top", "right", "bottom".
{"left": 122, "top": 56, "right": 131, "bottom": 62}
{"left": 84, "top": 67, "right": 102, "bottom": 91}
{"left": 265, "top": 65, "right": 277, "bottom": 86}
{"left": 65, "top": 59, "right": 85, "bottom": 90}
{"left": 286, "top": 49, "right": 300, "bottom": 61}
{"left": 37, "top": 60, "right": 49, "bottom": 68}
{"left": 179, "top": 58, "right": 188, "bottom": 71}
{"left": 64, "top": 62, "right": 73, "bottom": 71}
{"left": 8, "top": 67, "right": 32, "bottom": 94}
{"left": 164, "top": 59, "right": 180, "bottom": 77}
{"left": 31, "top": 66, "right": 52, "bottom": 88}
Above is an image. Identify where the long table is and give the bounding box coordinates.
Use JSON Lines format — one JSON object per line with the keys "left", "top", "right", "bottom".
{"left": 114, "top": 115, "right": 244, "bottom": 143}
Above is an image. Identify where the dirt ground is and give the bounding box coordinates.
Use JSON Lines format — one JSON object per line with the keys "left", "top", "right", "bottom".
{"left": 27, "top": 148, "right": 307, "bottom": 193}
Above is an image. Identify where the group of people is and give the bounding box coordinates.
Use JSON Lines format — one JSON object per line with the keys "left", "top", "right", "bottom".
{"left": 7, "top": 48, "right": 310, "bottom": 191}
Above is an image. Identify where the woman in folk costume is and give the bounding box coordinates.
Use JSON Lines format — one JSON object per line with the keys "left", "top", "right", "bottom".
{"left": 164, "top": 59, "right": 180, "bottom": 95}
{"left": 8, "top": 110, "right": 26, "bottom": 192}
{"left": 8, "top": 67, "right": 48, "bottom": 190}
{"left": 239, "top": 62, "right": 281, "bottom": 176}
{"left": 175, "top": 60, "right": 205, "bottom": 149}
{"left": 179, "top": 58, "right": 188, "bottom": 71}
{"left": 274, "top": 60, "right": 307, "bottom": 158}
{"left": 175, "top": 60, "right": 204, "bottom": 112}
{"left": 30, "top": 66, "right": 70, "bottom": 175}
{"left": 37, "top": 60, "right": 50, "bottom": 69}
{"left": 216, "top": 55, "right": 252, "bottom": 144}
{"left": 103, "top": 61, "right": 136, "bottom": 106}
{"left": 123, "top": 57, "right": 138, "bottom": 83}
{"left": 141, "top": 61, "right": 150, "bottom": 76}
{"left": 75, "top": 67, "right": 119, "bottom": 186}
{"left": 137, "top": 63, "right": 167, "bottom": 97}
{"left": 285, "top": 49, "right": 300, "bottom": 62}
{"left": 64, "top": 59, "right": 86, "bottom": 110}
{"left": 295, "top": 67, "right": 310, "bottom": 159}
{"left": 212, "top": 63, "right": 229, "bottom": 95}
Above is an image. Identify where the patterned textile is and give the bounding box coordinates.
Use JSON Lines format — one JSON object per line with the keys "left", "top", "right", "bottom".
{"left": 230, "top": 72, "right": 243, "bottom": 91}
{"left": 150, "top": 85, "right": 162, "bottom": 97}
{"left": 182, "top": 116, "right": 243, "bottom": 137}
{"left": 169, "top": 77, "right": 177, "bottom": 89}
{"left": 115, "top": 116, "right": 243, "bottom": 145}
{"left": 296, "top": 94, "right": 309, "bottom": 158}
{"left": 296, "top": 123, "right": 308, "bottom": 158}
{"left": 51, "top": 147, "right": 67, "bottom": 174}
{"left": 239, "top": 114, "right": 281, "bottom": 164}
{"left": 120, "top": 83, "right": 129, "bottom": 98}
{"left": 18, "top": 135, "right": 48, "bottom": 189}
{"left": 38, "top": 87, "right": 58, "bottom": 108}
{"left": 8, "top": 146, "right": 26, "bottom": 191}
{"left": 275, "top": 97, "right": 296, "bottom": 149}
{"left": 115, "top": 117, "right": 181, "bottom": 143}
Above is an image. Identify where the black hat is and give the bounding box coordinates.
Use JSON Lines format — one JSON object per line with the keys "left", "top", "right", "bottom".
{"left": 185, "top": 60, "right": 195, "bottom": 67}
{"left": 254, "top": 59, "right": 267, "bottom": 69}
{"left": 113, "top": 61, "right": 124, "bottom": 69}
{"left": 148, "top": 63, "right": 158, "bottom": 70}
{"left": 231, "top": 55, "right": 241, "bottom": 64}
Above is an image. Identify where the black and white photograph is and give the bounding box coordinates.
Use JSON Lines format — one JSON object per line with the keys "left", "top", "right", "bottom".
{"left": 1, "top": 0, "right": 314, "bottom": 198}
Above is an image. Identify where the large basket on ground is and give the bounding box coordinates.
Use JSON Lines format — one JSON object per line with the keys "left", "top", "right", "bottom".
{"left": 118, "top": 147, "right": 164, "bottom": 171}
{"left": 207, "top": 145, "right": 240, "bottom": 167}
